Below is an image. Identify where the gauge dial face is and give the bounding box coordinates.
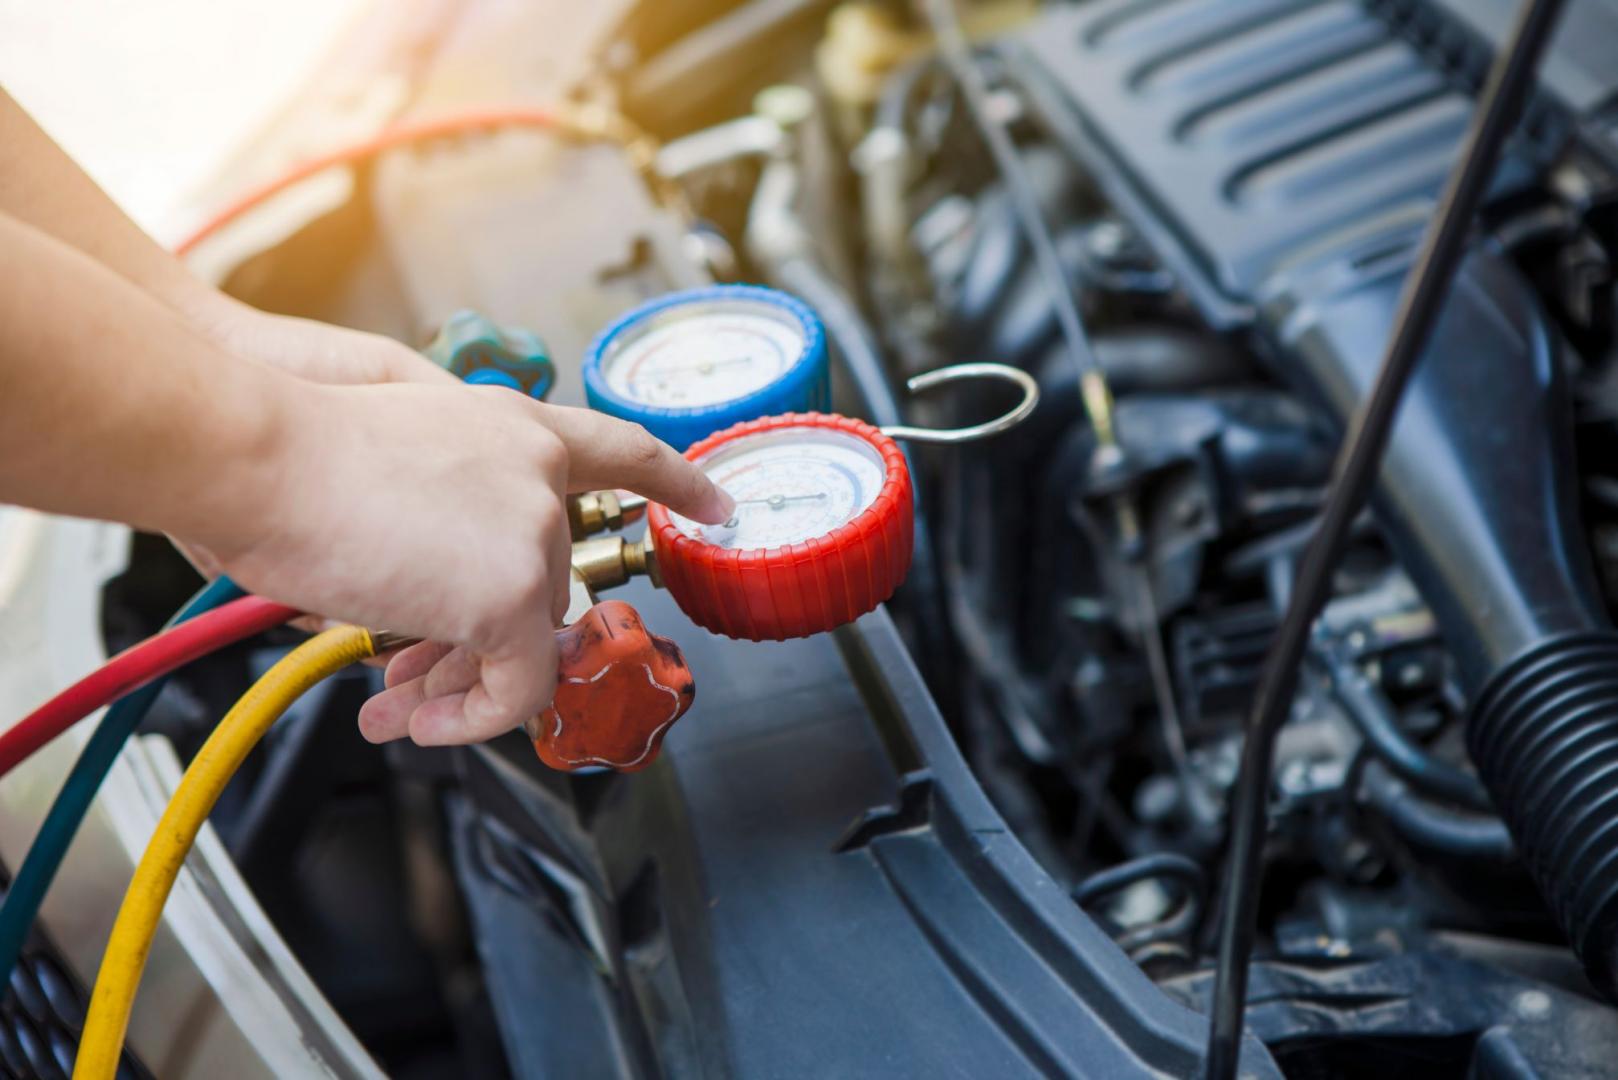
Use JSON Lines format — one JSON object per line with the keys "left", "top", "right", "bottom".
{"left": 671, "top": 428, "right": 888, "bottom": 550}
{"left": 602, "top": 300, "right": 806, "bottom": 409}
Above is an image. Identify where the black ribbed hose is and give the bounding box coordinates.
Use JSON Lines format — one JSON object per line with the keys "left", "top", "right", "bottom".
{"left": 1469, "top": 633, "right": 1618, "bottom": 993}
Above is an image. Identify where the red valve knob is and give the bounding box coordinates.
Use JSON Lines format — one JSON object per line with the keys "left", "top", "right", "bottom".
{"left": 531, "top": 601, "right": 696, "bottom": 772}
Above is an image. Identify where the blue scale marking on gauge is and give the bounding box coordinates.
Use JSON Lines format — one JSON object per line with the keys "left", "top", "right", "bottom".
{"left": 583, "top": 285, "right": 830, "bottom": 451}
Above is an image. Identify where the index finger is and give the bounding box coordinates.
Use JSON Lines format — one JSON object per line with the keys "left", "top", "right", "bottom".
{"left": 535, "top": 404, "right": 734, "bottom": 523}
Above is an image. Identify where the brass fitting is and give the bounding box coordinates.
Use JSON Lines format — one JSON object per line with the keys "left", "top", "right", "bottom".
{"left": 623, "top": 537, "right": 658, "bottom": 584}
{"left": 568, "top": 489, "right": 649, "bottom": 540}
{"left": 571, "top": 536, "right": 660, "bottom": 592}
{"left": 369, "top": 629, "right": 421, "bottom": 653}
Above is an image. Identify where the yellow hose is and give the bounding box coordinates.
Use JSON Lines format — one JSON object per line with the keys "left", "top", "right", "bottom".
{"left": 75, "top": 624, "right": 376, "bottom": 1079}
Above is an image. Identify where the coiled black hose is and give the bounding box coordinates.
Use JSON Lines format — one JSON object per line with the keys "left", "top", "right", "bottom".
{"left": 1073, "top": 853, "right": 1207, "bottom": 954}
{"left": 1073, "top": 852, "right": 1206, "bottom": 909}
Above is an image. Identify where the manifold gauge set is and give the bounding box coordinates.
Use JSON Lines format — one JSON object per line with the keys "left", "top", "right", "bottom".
{"left": 582, "top": 284, "right": 1035, "bottom": 639}
{"left": 540, "top": 284, "right": 1035, "bottom": 772}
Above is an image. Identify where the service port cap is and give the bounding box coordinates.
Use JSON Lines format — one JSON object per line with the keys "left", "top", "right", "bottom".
{"left": 648, "top": 412, "right": 913, "bottom": 640}
{"left": 425, "top": 309, "right": 555, "bottom": 398}
{"left": 583, "top": 285, "right": 830, "bottom": 451}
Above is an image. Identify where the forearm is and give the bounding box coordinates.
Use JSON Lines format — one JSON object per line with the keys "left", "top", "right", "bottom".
{"left": 0, "top": 89, "right": 232, "bottom": 324}
{"left": 0, "top": 212, "right": 291, "bottom": 544}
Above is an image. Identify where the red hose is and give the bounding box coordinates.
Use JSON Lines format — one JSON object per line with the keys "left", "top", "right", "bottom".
{"left": 0, "top": 596, "right": 298, "bottom": 778}
{"left": 174, "top": 107, "right": 563, "bottom": 257}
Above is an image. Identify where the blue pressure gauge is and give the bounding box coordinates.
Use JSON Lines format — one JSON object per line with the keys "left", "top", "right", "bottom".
{"left": 583, "top": 285, "right": 829, "bottom": 450}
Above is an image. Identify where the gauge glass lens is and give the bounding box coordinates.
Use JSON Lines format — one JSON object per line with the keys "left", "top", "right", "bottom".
{"left": 671, "top": 429, "right": 887, "bottom": 550}
{"left": 603, "top": 300, "right": 804, "bottom": 408}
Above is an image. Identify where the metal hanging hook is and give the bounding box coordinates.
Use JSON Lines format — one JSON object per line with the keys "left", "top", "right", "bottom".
{"left": 878, "top": 362, "right": 1040, "bottom": 445}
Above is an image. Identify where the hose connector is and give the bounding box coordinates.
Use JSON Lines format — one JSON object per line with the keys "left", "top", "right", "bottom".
{"left": 571, "top": 536, "right": 659, "bottom": 591}
{"left": 567, "top": 489, "right": 648, "bottom": 539}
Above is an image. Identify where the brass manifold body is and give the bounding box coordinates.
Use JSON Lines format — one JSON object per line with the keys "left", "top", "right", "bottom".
{"left": 565, "top": 491, "right": 658, "bottom": 619}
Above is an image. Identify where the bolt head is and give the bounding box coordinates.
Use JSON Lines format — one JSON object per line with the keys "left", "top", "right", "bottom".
{"left": 1514, "top": 990, "right": 1552, "bottom": 1020}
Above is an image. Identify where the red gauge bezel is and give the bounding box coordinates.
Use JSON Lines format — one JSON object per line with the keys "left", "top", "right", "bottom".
{"left": 647, "top": 413, "right": 914, "bottom": 641}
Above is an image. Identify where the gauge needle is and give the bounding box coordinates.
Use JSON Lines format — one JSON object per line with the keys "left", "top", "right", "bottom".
{"left": 652, "top": 357, "right": 754, "bottom": 378}
{"left": 723, "top": 492, "right": 828, "bottom": 523}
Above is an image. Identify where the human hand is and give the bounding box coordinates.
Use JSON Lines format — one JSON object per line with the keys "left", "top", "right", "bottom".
{"left": 199, "top": 298, "right": 457, "bottom": 388}
{"left": 181, "top": 378, "right": 732, "bottom": 746}
{"left": 169, "top": 301, "right": 459, "bottom": 636}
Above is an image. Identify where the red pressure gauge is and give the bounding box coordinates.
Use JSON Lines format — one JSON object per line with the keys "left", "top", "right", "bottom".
{"left": 647, "top": 413, "right": 914, "bottom": 640}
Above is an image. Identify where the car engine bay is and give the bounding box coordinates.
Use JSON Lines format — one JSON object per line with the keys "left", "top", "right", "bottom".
{"left": 10, "top": 0, "right": 1618, "bottom": 1076}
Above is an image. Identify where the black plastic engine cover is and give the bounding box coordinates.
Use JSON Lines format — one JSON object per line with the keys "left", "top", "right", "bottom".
{"left": 1013, "top": 0, "right": 1460, "bottom": 319}
{"left": 1009, "top": 0, "right": 1559, "bottom": 326}
{"left": 1009, "top": 0, "right": 1612, "bottom": 709}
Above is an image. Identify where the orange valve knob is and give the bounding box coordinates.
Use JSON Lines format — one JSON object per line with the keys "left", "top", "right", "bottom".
{"left": 647, "top": 413, "right": 914, "bottom": 640}
{"left": 532, "top": 601, "right": 696, "bottom": 772}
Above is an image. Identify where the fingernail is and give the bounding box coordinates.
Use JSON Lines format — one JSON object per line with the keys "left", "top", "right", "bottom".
{"left": 698, "top": 485, "right": 735, "bottom": 524}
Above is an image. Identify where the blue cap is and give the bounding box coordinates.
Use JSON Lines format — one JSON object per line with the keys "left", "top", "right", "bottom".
{"left": 425, "top": 310, "right": 555, "bottom": 399}
{"left": 463, "top": 367, "right": 524, "bottom": 392}
{"left": 582, "top": 285, "right": 829, "bottom": 451}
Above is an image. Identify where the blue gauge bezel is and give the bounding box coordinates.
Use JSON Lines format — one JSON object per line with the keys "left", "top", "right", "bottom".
{"left": 583, "top": 285, "right": 828, "bottom": 451}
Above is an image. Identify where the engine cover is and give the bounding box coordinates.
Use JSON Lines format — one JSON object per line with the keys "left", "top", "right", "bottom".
{"left": 1007, "top": 0, "right": 1579, "bottom": 325}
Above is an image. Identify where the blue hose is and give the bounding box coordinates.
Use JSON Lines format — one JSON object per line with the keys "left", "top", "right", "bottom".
{"left": 0, "top": 575, "right": 244, "bottom": 983}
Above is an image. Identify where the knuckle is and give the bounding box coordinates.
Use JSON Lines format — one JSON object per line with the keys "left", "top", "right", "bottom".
{"left": 357, "top": 353, "right": 390, "bottom": 385}
{"left": 533, "top": 427, "right": 568, "bottom": 468}
{"left": 624, "top": 424, "right": 666, "bottom": 470}
{"left": 534, "top": 497, "right": 566, "bottom": 538}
